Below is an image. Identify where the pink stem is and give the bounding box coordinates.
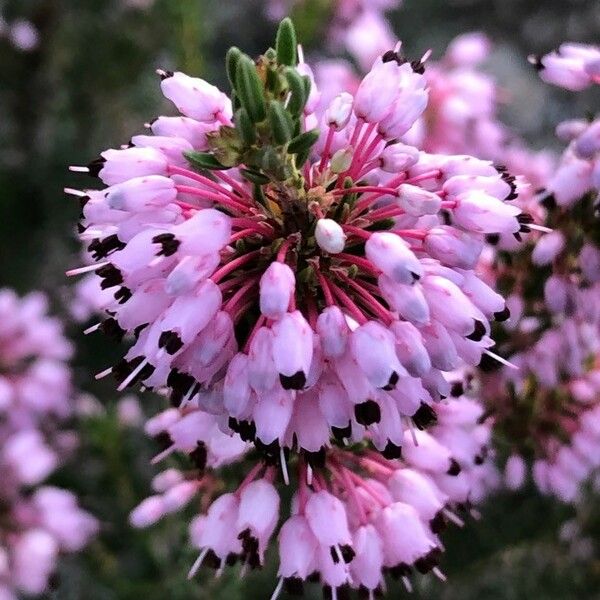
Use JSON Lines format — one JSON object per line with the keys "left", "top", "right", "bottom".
{"left": 223, "top": 277, "right": 259, "bottom": 313}
{"left": 211, "top": 250, "right": 261, "bottom": 283}
{"left": 168, "top": 164, "right": 252, "bottom": 206}
{"left": 336, "top": 252, "right": 380, "bottom": 276}
{"left": 277, "top": 239, "right": 293, "bottom": 262}
{"left": 176, "top": 185, "right": 248, "bottom": 212}
{"left": 319, "top": 126, "right": 336, "bottom": 172}
{"left": 214, "top": 171, "right": 253, "bottom": 200}
{"left": 316, "top": 271, "right": 335, "bottom": 307}
{"left": 404, "top": 169, "right": 442, "bottom": 185}
{"left": 342, "top": 224, "right": 372, "bottom": 241}
{"left": 236, "top": 462, "right": 264, "bottom": 496}
{"left": 327, "top": 280, "right": 368, "bottom": 324}
{"left": 243, "top": 315, "right": 266, "bottom": 353}
{"left": 337, "top": 273, "right": 392, "bottom": 324}
{"left": 333, "top": 186, "right": 398, "bottom": 196}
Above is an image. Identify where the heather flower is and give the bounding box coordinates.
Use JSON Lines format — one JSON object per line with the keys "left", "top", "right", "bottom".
{"left": 529, "top": 42, "right": 600, "bottom": 91}
{"left": 0, "top": 289, "right": 97, "bottom": 596}
{"left": 71, "top": 19, "right": 520, "bottom": 594}
{"left": 479, "top": 54, "right": 600, "bottom": 501}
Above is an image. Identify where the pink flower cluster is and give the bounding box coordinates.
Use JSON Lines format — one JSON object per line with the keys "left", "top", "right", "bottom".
{"left": 68, "top": 19, "right": 524, "bottom": 594}
{"left": 0, "top": 290, "right": 97, "bottom": 597}
{"left": 530, "top": 42, "right": 600, "bottom": 92}
{"left": 480, "top": 42, "right": 600, "bottom": 501}
{"left": 131, "top": 387, "right": 496, "bottom": 597}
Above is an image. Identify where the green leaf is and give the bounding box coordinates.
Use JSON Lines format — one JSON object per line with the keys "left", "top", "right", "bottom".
{"left": 275, "top": 18, "right": 297, "bottom": 66}
{"left": 235, "top": 55, "right": 266, "bottom": 123}
{"left": 285, "top": 67, "right": 307, "bottom": 117}
{"left": 184, "top": 151, "right": 228, "bottom": 171}
{"left": 241, "top": 168, "right": 270, "bottom": 185}
{"left": 226, "top": 46, "right": 242, "bottom": 90}
{"left": 235, "top": 108, "right": 256, "bottom": 146}
{"left": 288, "top": 128, "right": 319, "bottom": 154}
{"left": 267, "top": 101, "right": 294, "bottom": 145}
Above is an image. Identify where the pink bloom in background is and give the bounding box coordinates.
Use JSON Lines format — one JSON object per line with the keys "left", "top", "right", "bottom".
{"left": 530, "top": 43, "right": 600, "bottom": 91}
{"left": 480, "top": 42, "right": 600, "bottom": 502}
{"left": 0, "top": 290, "right": 97, "bottom": 596}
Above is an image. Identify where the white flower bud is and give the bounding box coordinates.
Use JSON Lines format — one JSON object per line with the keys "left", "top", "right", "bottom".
{"left": 315, "top": 219, "right": 346, "bottom": 254}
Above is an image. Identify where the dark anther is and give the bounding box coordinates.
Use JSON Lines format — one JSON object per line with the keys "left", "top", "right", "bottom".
{"left": 450, "top": 381, "right": 464, "bottom": 397}
{"left": 304, "top": 447, "right": 326, "bottom": 469}
{"left": 485, "top": 233, "right": 500, "bottom": 245}
{"left": 467, "top": 319, "right": 487, "bottom": 342}
{"left": 430, "top": 511, "right": 447, "bottom": 535}
{"left": 158, "top": 330, "right": 184, "bottom": 355}
{"left": 382, "top": 441, "right": 402, "bottom": 459}
{"left": 279, "top": 370, "right": 306, "bottom": 390}
{"left": 87, "top": 157, "right": 106, "bottom": 177}
{"left": 157, "top": 69, "right": 174, "bottom": 80}
{"left": 494, "top": 306, "right": 510, "bottom": 322}
{"left": 447, "top": 458, "right": 462, "bottom": 476}
{"left": 340, "top": 544, "right": 355, "bottom": 564}
{"left": 189, "top": 442, "right": 207, "bottom": 470}
{"left": 382, "top": 370, "right": 400, "bottom": 391}
{"left": 96, "top": 264, "right": 123, "bottom": 289}
{"left": 332, "top": 422, "right": 352, "bottom": 441}
{"left": 284, "top": 577, "right": 304, "bottom": 596}
{"left": 413, "top": 402, "right": 438, "bottom": 430}
{"left": 152, "top": 232, "right": 180, "bottom": 257}
{"left": 99, "top": 317, "right": 125, "bottom": 341}
{"left": 354, "top": 400, "right": 381, "bottom": 426}
{"left": 389, "top": 563, "right": 411, "bottom": 579}
{"left": 154, "top": 431, "right": 173, "bottom": 452}
{"left": 541, "top": 193, "right": 557, "bottom": 210}
{"left": 474, "top": 454, "right": 484, "bottom": 465}
{"left": 237, "top": 420, "right": 256, "bottom": 442}
{"left": 114, "top": 287, "right": 132, "bottom": 304}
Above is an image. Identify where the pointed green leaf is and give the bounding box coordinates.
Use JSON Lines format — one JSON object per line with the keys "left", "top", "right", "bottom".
{"left": 276, "top": 18, "right": 297, "bottom": 66}
{"left": 235, "top": 108, "right": 256, "bottom": 146}
{"left": 287, "top": 129, "right": 319, "bottom": 154}
{"left": 226, "top": 46, "right": 242, "bottom": 90}
{"left": 285, "top": 67, "right": 307, "bottom": 117}
{"left": 184, "top": 151, "right": 228, "bottom": 171}
{"left": 236, "top": 55, "right": 266, "bottom": 123}
{"left": 268, "top": 101, "right": 294, "bottom": 145}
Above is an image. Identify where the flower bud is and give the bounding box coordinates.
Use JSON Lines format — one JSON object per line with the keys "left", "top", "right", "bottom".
{"left": 315, "top": 218, "right": 346, "bottom": 254}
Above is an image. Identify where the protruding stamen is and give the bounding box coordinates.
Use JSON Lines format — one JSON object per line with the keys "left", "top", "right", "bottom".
{"left": 484, "top": 349, "right": 519, "bottom": 370}
{"left": 64, "top": 187, "right": 87, "bottom": 197}
{"left": 95, "top": 367, "right": 113, "bottom": 380}
{"left": 84, "top": 323, "right": 102, "bottom": 335}
{"left": 187, "top": 547, "right": 209, "bottom": 580}
{"left": 269, "top": 577, "right": 284, "bottom": 600}
{"left": 117, "top": 357, "right": 149, "bottom": 392}
{"left": 442, "top": 508, "right": 465, "bottom": 527}
{"left": 402, "top": 576, "right": 413, "bottom": 592}
{"left": 69, "top": 166, "right": 90, "bottom": 173}
{"left": 151, "top": 445, "right": 176, "bottom": 465}
{"left": 432, "top": 567, "right": 447, "bottom": 582}
{"left": 66, "top": 262, "right": 109, "bottom": 277}
{"left": 280, "top": 446, "right": 290, "bottom": 486}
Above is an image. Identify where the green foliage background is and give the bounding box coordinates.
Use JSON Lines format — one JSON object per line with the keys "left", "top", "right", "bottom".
{"left": 0, "top": 0, "right": 599, "bottom": 597}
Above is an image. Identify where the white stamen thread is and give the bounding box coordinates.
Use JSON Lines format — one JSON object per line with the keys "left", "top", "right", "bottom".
{"left": 95, "top": 367, "right": 113, "bottom": 380}
{"left": 66, "top": 262, "right": 108, "bottom": 277}
{"left": 187, "top": 547, "right": 209, "bottom": 579}
{"left": 280, "top": 446, "right": 290, "bottom": 486}
{"left": 69, "top": 166, "right": 90, "bottom": 173}
{"left": 269, "top": 577, "right": 284, "bottom": 600}
{"left": 117, "top": 357, "right": 149, "bottom": 392}
{"left": 306, "top": 464, "right": 313, "bottom": 486}
{"left": 528, "top": 223, "right": 554, "bottom": 233}
{"left": 433, "top": 567, "right": 447, "bottom": 582}
{"left": 84, "top": 323, "right": 101, "bottom": 335}
{"left": 151, "top": 445, "right": 176, "bottom": 465}
{"left": 402, "top": 576, "right": 413, "bottom": 592}
{"left": 442, "top": 508, "right": 464, "bottom": 528}
{"left": 64, "top": 187, "right": 87, "bottom": 197}
{"left": 484, "top": 349, "right": 519, "bottom": 370}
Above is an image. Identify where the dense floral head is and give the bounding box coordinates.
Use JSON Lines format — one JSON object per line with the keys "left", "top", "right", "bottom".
{"left": 0, "top": 289, "right": 97, "bottom": 597}
{"left": 480, "top": 49, "right": 600, "bottom": 501}
{"left": 69, "top": 18, "right": 524, "bottom": 594}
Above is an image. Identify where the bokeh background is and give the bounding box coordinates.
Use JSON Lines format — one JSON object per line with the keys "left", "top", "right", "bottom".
{"left": 1, "top": 0, "right": 599, "bottom": 597}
